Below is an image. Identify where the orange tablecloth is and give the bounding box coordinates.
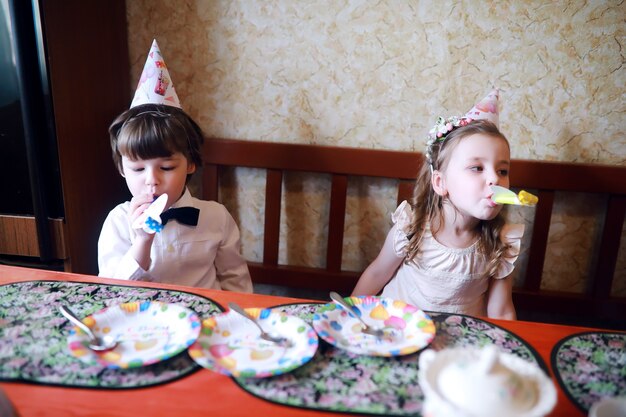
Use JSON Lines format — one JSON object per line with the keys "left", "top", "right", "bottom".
{"left": 0, "top": 265, "right": 596, "bottom": 416}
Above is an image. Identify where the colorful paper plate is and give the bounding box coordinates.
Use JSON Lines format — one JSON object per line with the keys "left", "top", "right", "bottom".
{"left": 312, "top": 295, "right": 436, "bottom": 356}
{"left": 66, "top": 301, "right": 201, "bottom": 369}
{"left": 188, "top": 308, "right": 318, "bottom": 378}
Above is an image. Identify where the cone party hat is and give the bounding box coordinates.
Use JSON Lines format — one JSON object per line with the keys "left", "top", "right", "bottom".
{"left": 464, "top": 88, "right": 499, "bottom": 127}
{"left": 130, "top": 39, "right": 181, "bottom": 109}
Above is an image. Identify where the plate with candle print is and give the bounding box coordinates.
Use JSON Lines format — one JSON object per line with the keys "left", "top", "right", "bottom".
{"left": 188, "top": 308, "right": 318, "bottom": 378}
{"left": 66, "top": 301, "right": 201, "bottom": 369}
{"left": 312, "top": 295, "right": 436, "bottom": 356}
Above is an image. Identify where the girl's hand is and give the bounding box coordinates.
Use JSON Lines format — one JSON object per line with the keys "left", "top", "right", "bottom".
{"left": 487, "top": 276, "right": 516, "bottom": 320}
{"left": 352, "top": 226, "right": 404, "bottom": 296}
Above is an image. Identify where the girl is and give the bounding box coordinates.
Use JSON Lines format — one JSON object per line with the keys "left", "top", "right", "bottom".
{"left": 352, "top": 90, "right": 523, "bottom": 319}
{"left": 98, "top": 40, "right": 252, "bottom": 293}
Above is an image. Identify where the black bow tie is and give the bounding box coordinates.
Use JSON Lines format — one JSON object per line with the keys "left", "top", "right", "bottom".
{"left": 160, "top": 207, "right": 200, "bottom": 227}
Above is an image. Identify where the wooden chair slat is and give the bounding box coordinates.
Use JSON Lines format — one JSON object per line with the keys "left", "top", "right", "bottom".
{"left": 523, "top": 190, "right": 555, "bottom": 291}
{"left": 263, "top": 169, "right": 282, "bottom": 266}
{"left": 204, "top": 138, "right": 420, "bottom": 179}
{"left": 514, "top": 289, "right": 626, "bottom": 318}
{"left": 249, "top": 263, "right": 358, "bottom": 294}
{"left": 397, "top": 181, "right": 414, "bottom": 206}
{"left": 326, "top": 174, "right": 348, "bottom": 272}
{"left": 593, "top": 195, "right": 626, "bottom": 298}
{"left": 510, "top": 160, "right": 626, "bottom": 193}
{"left": 202, "top": 164, "right": 219, "bottom": 201}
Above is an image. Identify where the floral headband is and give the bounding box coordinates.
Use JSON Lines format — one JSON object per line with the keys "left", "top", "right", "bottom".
{"left": 425, "top": 116, "right": 473, "bottom": 170}
{"left": 424, "top": 89, "right": 500, "bottom": 172}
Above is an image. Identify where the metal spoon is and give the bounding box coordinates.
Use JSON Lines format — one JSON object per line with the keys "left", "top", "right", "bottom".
{"left": 227, "top": 302, "right": 292, "bottom": 347}
{"left": 329, "top": 291, "right": 390, "bottom": 338}
{"left": 59, "top": 305, "right": 118, "bottom": 352}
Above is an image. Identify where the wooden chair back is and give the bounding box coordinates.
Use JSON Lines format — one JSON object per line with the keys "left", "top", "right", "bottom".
{"left": 203, "top": 138, "right": 626, "bottom": 322}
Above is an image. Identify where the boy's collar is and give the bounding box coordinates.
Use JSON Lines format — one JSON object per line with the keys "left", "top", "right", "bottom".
{"left": 169, "top": 188, "right": 193, "bottom": 209}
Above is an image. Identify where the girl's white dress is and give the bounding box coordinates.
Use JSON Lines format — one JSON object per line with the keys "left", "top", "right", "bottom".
{"left": 381, "top": 201, "right": 524, "bottom": 316}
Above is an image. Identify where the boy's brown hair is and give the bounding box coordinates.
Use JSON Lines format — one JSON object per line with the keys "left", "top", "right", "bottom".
{"left": 109, "top": 103, "right": 204, "bottom": 182}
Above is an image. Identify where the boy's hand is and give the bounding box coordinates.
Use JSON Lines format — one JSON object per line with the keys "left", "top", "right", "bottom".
{"left": 128, "top": 193, "right": 156, "bottom": 271}
{"left": 129, "top": 193, "right": 156, "bottom": 240}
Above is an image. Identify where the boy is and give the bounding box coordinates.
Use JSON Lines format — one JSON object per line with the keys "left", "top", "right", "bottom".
{"left": 98, "top": 40, "right": 252, "bottom": 292}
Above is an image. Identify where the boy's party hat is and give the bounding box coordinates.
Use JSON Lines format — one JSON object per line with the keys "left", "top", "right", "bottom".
{"left": 464, "top": 89, "right": 499, "bottom": 127}
{"left": 130, "top": 39, "right": 181, "bottom": 109}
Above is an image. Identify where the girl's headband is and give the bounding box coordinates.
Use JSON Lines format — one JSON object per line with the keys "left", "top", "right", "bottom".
{"left": 425, "top": 89, "right": 500, "bottom": 172}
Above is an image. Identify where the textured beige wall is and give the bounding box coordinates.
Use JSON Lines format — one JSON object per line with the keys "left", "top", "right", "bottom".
{"left": 126, "top": 0, "right": 625, "bottom": 296}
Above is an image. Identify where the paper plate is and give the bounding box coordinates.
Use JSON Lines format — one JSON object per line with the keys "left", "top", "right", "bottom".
{"left": 188, "top": 308, "right": 318, "bottom": 378}
{"left": 312, "top": 295, "right": 436, "bottom": 356}
{"left": 66, "top": 301, "right": 201, "bottom": 369}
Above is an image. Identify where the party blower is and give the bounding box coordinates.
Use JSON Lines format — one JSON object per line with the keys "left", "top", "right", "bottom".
{"left": 490, "top": 186, "right": 538, "bottom": 206}
{"left": 132, "top": 194, "right": 169, "bottom": 233}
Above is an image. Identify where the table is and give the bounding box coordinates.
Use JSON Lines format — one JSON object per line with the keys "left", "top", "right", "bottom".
{"left": 0, "top": 265, "right": 615, "bottom": 416}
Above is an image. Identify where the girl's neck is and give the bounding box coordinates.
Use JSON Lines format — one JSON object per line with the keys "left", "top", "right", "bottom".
{"left": 431, "top": 206, "right": 480, "bottom": 249}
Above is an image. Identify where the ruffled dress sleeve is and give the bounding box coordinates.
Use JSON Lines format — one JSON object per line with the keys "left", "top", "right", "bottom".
{"left": 494, "top": 223, "right": 525, "bottom": 279}
{"left": 391, "top": 200, "right": 414, "bottom": 257}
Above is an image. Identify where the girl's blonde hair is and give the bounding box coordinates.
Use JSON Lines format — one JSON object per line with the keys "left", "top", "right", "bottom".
{"left": 108, "top": 104, "right": 204, "bottom": 183}
{"left": 405, "top": 119, "right": 510, "bottom": 278}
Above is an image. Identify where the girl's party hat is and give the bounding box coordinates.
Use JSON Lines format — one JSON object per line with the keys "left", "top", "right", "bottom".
{"left": 425, "top": 89, "right": 501, "bottom": 169}
{"left": 464, "top": 89, "right": 499, "bottom": 127}
{"left": 130, "top": 39, "right": 181, "bottom": 109}
{"left": 427, "top": 89, "right": 500, "bottom": 143}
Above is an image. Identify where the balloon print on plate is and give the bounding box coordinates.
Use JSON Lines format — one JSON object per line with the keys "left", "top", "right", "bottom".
{"left": 312, "top": 295, "right": 436, "bottom": 356}
{"left": 189, "top": 308, "right": 318, "bottom": 378}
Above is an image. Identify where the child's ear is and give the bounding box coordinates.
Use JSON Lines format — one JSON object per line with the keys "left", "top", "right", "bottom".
{"left": 431, "top": 170, "right": 447, "bottom": 196}
{"left": 187, "top": 162, "right": 196, "bottom": 175}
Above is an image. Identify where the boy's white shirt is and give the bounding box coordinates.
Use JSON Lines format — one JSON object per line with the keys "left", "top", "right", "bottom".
{"left": 98, "top": 188, "right": 252, "bottom": 292}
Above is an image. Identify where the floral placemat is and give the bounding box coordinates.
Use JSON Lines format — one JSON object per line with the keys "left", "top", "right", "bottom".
{"left": 234, "top": 303, "right": 546, "bottom": 416}
{"left": 0, "top": 280, "right": 223, "bottom": 389}
{"left": 551, "top": 331, "right": 626, "bottom": 413}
